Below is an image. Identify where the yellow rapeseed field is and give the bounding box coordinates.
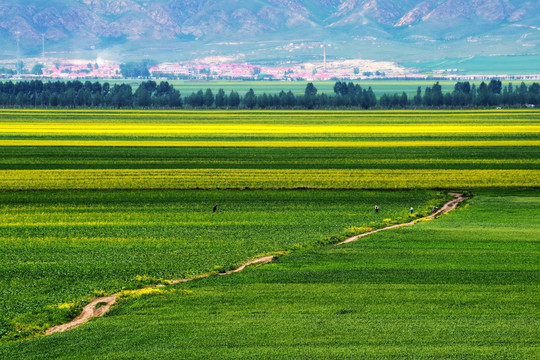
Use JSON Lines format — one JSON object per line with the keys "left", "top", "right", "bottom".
{"left": 0, "top": 109, "right": 538, "bottom": 190}
{"left": 0, "top": 169, "right": 538, "bottom": 190}
{"left": 1, "top": 122, "right": 538, "bottom": 136}
{"left": 0, "top": 140, "right": 538, "bottom": 147}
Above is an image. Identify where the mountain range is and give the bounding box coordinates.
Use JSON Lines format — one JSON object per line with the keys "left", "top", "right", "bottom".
{"left": 1, "top": 0, "right": 539, "bottom": 71}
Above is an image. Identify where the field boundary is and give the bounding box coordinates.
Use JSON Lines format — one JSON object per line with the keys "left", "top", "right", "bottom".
{"left": 45, "top": 193, "right": 466, "bottom": 336}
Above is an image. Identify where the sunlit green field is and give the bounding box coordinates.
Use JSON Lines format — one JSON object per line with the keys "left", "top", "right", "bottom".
{"left": 0, "top": 189, "right": 445, "bottom": 343}
{"left": 2, "top": 190, "right": 538, "bottom": 359}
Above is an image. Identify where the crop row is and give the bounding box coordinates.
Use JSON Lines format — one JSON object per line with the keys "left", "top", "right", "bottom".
{"left": 1, "top": 122, "right": 538, "bottom": 136}
{"left": 1, "top": 140, "right": 539, "bottom": 148}
{"left": 1, "top": 169, "right": 539, "bottom": 190}
{"left": 1, "top": 109, "right": 540, "bottom": 123}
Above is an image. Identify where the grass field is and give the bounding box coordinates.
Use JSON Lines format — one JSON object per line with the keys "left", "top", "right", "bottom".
{"left": 106, "top": 80, "right": 540, "bottom": 96}
{"left": 0, "top": 109, "right": 538, "bottom": 357}
{"left": 1, "top": 190, "right": 538, "bottom": 359}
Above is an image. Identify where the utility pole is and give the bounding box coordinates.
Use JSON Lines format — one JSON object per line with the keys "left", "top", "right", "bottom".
{"left": 15, "top": 31, "right": 21, "bottom": 76}
{"left": 322, "top": 43, "right": 331, "bottom": 73}
{"left": 323, "top": 43, "right": 327, "bottom": 73}
{"left": 41, "top": 33, "right": 45, "bottom": 61}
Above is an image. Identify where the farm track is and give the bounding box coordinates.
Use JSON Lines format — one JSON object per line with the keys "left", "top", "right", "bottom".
{"left": 337, "top": 192, "right": 466, "bottom": 245}
{"left": 45, "top": 193, "right": 466, "bottom": 336}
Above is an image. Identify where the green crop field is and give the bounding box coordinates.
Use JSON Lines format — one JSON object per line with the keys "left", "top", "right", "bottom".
{"left": 0, "top": 110, "right": 539, "bottom": 190}
{"left": 107, "top": 80, "right": 540, "bottom": 97}
{"left": 0, "top": 109, "right": 538, "bottom": 358}
{"left": 1, "top": 190, "right": 538, "bottom": 359}
{"left": 0, "top": 189, "right": 445, "bottom": 343}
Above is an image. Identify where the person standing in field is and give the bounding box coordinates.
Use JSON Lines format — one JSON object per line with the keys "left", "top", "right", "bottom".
{"left": 213, "top": 204, "right": 219, "bottom": 213}
{"left": 375, "top": 205, "right": 379, "bottom": 213}
{"left": 432, "top": 206, "right": 439, "bottom": 213}
{"left": 410, "top": 206, "right": 414, "bottom": 214}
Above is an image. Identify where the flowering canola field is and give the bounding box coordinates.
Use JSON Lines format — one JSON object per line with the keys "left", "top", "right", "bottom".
{"left": 0, "top": 109, "right": 538, "bottom": 190}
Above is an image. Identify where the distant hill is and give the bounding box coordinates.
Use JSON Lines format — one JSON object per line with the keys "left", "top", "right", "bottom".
{"left": 1, "top": 0, "right": 539, "bottom": 71}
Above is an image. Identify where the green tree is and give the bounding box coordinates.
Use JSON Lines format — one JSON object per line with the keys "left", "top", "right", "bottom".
{"left": 244, "top": 89, "right": 257, "bottom": 109}
{"left": 228, "top": 91, "right": 240, "bottom": 108}
{"left": 399, "top": 92, "right": 408, "bottom": 108}
{"left": 305, "top": 83, "right": 318, "bottom": 97}
{"left": 334, "top": 81, "right": 348, "bottom": 96}
{"left": 134, "top": 87, "right": 151, "bottom": 107}
{"left": 423, "top": 87, "right": 432, "bottom": 107}
{"left": 169, "top": 90, "right": 182, "bottom": 108}
{"left": 31, "top": 64, "right": 44, "bottom": 75}
{"left": 488, "top": 79, "right": 502, "bottom": 94}
{"left": 119, "top": 60, "right": 156, "bottom": 78}
{"left": 364, "top": 87, "right": 376, "bottom": 109}
{"left": 454, "top": 82, "right": 471, "bottom": 94}
{"left": 215, "top": 89, "right": 226, "bottom": 108}
{"left": 477, "top": 82, "right": 489, "bottom": 106}
{"left": 414, "top": 87, "right": 422, "bottom": 106}
{"left": 432, "top": 82, "right": 443, "bottom": 106}
{"left": 204, "top": 89, "right": 214, "bottom": 108}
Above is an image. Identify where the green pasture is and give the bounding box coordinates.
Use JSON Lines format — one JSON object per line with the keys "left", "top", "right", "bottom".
{"left": 2, "top": 190, "right": 538, "bottom": 359}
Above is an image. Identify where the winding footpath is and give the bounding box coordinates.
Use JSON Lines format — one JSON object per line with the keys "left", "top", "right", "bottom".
{"left": 46, "top": 193, "right": 466, "bottom": 336}
{"left": 337, "top": 192, "right": 466, "bottom": 245}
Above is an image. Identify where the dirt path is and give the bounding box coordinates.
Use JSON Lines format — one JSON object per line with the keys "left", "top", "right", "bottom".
{"left": 45, "top": 257, "right": 275, "bottom": 335}
{"left": 337, "top": 193, "right": 466, "bottom": 245}
{"left": 46, "top": 193, "right": 466, "bottom": 336}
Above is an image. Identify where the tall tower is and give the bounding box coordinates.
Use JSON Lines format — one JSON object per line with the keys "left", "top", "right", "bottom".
{"left": 323, "top": 44, "right": 327, "bottom": 73}
{"left": 41, "top": 33, "right": 45, "bottom": 61}
{"left": 15, "top": 31, "right": 21, "bottom": 76}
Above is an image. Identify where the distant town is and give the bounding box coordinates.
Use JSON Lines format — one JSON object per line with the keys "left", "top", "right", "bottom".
{"left": 1, "top": 57, "right": 540, "bottom": 82}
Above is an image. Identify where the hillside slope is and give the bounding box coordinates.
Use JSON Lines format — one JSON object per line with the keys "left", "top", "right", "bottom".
{"left": 0, "top": 0, "right": 539, "bottom": 64}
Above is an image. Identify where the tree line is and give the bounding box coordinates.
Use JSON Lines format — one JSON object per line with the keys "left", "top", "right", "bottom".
{"left": 380, "top": 80, "right": 540, "bottom": 108}
{"left": 0, "top": 79, "right": 538, "bottom": 109}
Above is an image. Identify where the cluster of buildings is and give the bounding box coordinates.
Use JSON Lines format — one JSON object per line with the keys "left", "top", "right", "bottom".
{"left": 0, "top": 58, "right": 122, "bottom": 80}
{"left": 43, "top": 63, "right": 122, "bottom": 79}
{"left": 2, "top": 58, "right": 540, "bottom": 82}
{"left": 148, "top": 62, "right": 399, "bottom": 81}
{"left": 149, "top": 62, "right": 317, "bottom": 80}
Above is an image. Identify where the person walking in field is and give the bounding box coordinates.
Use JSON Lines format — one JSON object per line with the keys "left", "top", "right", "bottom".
{"left": 432, "top": 206, "right": 439, "bottom": 213}
{"left": 213, "top": 204, "right": 219, "bottom": 213}
{"left": 375, "top": 205, "right": 379, "bottom": 213}
{"left": 410, "top": 206, "right": 414, "bottom": 214}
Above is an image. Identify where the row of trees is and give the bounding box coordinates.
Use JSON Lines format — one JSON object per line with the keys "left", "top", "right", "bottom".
{"left": 183, "top": 84, "right": 377, "bottom": 109}
{"left": 0, "top": 80, "right": 159, "bottom": 108}
{"left": 382, "top": 80, "right": 540, "bottom": 108}
{"left": 0, "top": 79, "right": 538, "bottom": 109}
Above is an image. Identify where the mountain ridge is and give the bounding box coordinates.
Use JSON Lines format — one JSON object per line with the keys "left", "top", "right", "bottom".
{"left": 1, "top": 0, "right": 539, "bottom": 64}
